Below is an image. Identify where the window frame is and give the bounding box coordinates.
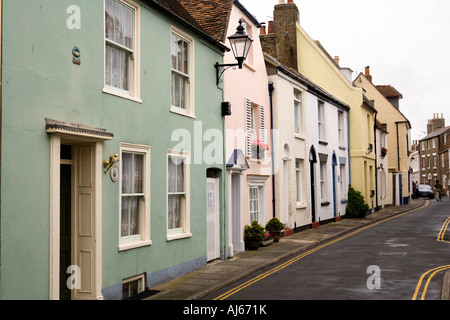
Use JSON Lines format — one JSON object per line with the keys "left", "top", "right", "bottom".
{"left": 122, "top": 274, "right": 145, "bottom": 299}
{"left": 247, "top": 176, "right": 268, "bottom": 225}
{"left": 320, "top": 161, "right": 327, "bottom": 200}
{"left": 318, "top": 100, "right": 325, "bottom": 141}
{"left": 166, "top": 150, "right": 191, "bottom": 241}
{"left": 103, "top": 0, "right": 141, "bottom": 102}
{"left": 170, "top": 27, "right": 195, "bottom": 117}
{"left": 294, "top": 90, "right": 302, "bottom": 135}
{"left": 118, "top": 143, "right": 151, "bottom": 251}
{"left": 338, "top": 110, "right": 345, "bottom": 146}
{"left": 295, "top": 159, "right": 303, "bottom": 204}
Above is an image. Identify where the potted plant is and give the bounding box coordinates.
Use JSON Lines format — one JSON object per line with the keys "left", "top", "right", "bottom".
{"left": 244, "top": 220, "right": 266, "bottom": 250}
{"left": 260, "top": 233, "right": 274, "bottom": 247}
{"left": 251, "top": 140, "right": 269, "bottom": 159}
{"left": 381, "top": 147, "right": 387, "bottom": 158}
{"left": 265, "top": 217, "right": 284, "bottom": 242}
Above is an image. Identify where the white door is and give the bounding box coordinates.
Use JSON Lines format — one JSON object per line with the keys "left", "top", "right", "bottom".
{"left": 73, "top": 145, "right": 97, "bottom": 300}
{"left": 206, "top": 178, "right": 220, "bottom": 261}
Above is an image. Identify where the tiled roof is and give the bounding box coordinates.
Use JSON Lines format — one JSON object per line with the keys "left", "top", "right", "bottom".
{"left": 148, "top": 0, "right": 228, "bottom": 51}
{"left": 376, "top": 85, "right": 403, "bottom": 99}
{"left": 153, "top": 0, "right": 203, "bottom": 29}
{"left": 178, "top": 0, "right": 233, "bottom": 42}
{"left": 420, "top": 126, "right": 450, "bottom": 141}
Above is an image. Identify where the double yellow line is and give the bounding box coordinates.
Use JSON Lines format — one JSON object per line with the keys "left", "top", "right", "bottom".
{"left": 214, "top": 201, "right": 429, "bottom": 300}
{"left": 412, "top": 265, "right": 450, "bottom": 300}
{"left": 411, "top": 215, "right": 450, "bottom": 300}
{"left": 437, "top": 216, "right": 450, "bottom": 243}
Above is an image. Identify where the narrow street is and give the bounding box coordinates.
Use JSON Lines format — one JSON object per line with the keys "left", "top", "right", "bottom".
{"left": 204, "top": 198, "right": 450, "bottom": 300}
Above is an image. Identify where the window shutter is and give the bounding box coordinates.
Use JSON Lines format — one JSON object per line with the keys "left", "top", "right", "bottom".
{"left": 245, "top": 98, "right": 252, "bottom": 157}
{"left": 259, "top": 104, "right": 266, "bottom": 144}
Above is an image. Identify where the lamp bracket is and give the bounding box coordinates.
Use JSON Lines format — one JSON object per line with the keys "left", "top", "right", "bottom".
{"left": 215, "top": 62, "right": 241, "bottom": 86}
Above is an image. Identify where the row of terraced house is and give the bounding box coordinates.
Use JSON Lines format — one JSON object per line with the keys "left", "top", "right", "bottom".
{"left": 0, "top": 0, "right": 412, "bottom": 299}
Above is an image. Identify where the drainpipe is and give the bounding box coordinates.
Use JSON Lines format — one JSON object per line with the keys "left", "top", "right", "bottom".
{"left": 374, "top": 112, "right": 379, "bottom": 210}
{"left": 347, "top": 110, "right": 351, "bottom": 186}
{"left": 268, "top": 81, "right": 276, "bottom": 218}
{"left": 396, "top": 122, "right": 400, "bottom": 171}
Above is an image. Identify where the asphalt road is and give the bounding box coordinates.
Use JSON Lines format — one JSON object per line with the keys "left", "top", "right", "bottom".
{"left": 203, "top": 198, "right": 450, "bottom": 300}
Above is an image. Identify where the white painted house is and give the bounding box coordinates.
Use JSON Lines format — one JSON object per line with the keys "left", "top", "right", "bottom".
{"left": 265, "top": 54, "right": 350, "bottom": 232}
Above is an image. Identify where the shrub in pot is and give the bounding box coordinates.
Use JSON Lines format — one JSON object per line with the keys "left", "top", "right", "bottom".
{"left": 244, "top": 220, "right": 266, "bottom": 250}
{"left": 265, "top": 217, "right": 284, "bottom": 242}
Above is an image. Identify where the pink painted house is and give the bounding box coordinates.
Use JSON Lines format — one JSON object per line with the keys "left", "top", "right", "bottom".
{"left": 223, "top": 1, "right": 273, "bottom": 254}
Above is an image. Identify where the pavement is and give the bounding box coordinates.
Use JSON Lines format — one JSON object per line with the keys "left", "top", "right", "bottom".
{"left": 144, "top": 198, "right": 450, "bottom": 300}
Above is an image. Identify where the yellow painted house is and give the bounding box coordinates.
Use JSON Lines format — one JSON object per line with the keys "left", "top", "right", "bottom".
{"left": 354, "top": 68, "right": 412, "bottom": 205}
{"left": 261, "top": 1, "right": 377, "bottom": 210}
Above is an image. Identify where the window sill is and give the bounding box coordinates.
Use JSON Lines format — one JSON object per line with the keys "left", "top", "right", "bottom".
{"left": 321, "top": 201, "right": 330, "bottom": 206}
{"left": 170, "top": 107, "right": 196, "bottom": 119}
{"left": 167, "top": 232, "right": 192, "bottom": 241}
{"left": 339, "top": 146, "right": 346, "bottom": 150}
{"left": 118, "top": 239, "right": 152, "bottom": 252}
{"left": 103, "top": 87, "right": 142, "bottom": 104}
{"left": 319, "top": 140, "right": 328, "bottom": 146}
{"left": 294, "top": 133, "right": 306, "bottom": 140}
{"left": 296, "top": 203, "right": 307, "bottom": 210}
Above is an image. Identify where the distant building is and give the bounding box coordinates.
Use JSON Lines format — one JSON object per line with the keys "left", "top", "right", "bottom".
{"left": 419, "top": 114, "right": 450, "bottom": 195}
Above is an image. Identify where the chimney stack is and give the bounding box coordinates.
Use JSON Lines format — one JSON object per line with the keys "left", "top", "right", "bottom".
{"left": 364, "top": 66, "right": 372, "bottom": 82}
{"left": 334, "top": 56, "right": 340, "bottom": 66}
{"left": 427, "top": 113, "right": 446, "bottom": 134}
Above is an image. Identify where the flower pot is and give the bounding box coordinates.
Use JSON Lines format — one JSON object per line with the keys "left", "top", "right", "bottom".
{"left": 246, "top": 240, "right": 260, "bottom": 250}
{"left": 260, "top": 238, "right": 274, "bottom": 247}
{"left": 269, "top": 231, "right": 281, "bottom": 243}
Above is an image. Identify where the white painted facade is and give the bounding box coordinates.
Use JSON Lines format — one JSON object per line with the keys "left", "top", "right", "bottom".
{"left": 266, "top": 55, "right": 349, "bottom": 230}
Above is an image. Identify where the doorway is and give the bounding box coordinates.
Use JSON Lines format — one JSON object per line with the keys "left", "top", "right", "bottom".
{"left": 309, "top": 146, "right": 317, "bottom": 223}
{"left": 60, "top": 153, "right": 72, "bottom": 300}
{"left": 206, "top": 177, "right": 220, "bottom": 261}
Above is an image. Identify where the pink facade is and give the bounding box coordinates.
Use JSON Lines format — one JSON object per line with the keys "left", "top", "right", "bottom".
{"left": 224, "top": 4, "right": 273, "bottom": 254}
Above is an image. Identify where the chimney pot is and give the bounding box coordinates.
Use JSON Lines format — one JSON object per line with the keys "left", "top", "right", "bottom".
{"left": 334, "top": 56, "right": 340, "bottom": 66}
{"left": 442, "top": 113, "right": 444, "bottom": 118}
{"left": 287, "top": 0, "right": 294, "bottom": 3}
{"left": 268, "top": 20, "right": 274, "bottom": 34}
{"left": 278, "top": 0, "right": 284, "bottom": 4}
{"left": 365, "top": 66, "right": 370, "bottom": 76}
{"left": 260, "top": 25, "right": 266, "bottom": 35}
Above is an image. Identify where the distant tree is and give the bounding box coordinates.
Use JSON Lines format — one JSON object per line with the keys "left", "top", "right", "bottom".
{"left": 345, "top": 185, "right": 370, "bottom": 218}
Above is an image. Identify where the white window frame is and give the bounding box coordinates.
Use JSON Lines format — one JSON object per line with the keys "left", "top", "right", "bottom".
{"left": 119, "top": 143, "right": 151, "bottom": 251}
{"left": 122, "top": 274, "right": 145, "bottom": 299}
{"left": 432, "top": 138, "right": 436, "bottom": 149}
{"left": 318, "top": 101, "right": 325, "bottom": 141}
{"left": 166, "top": 150, "right": 191, "bottom": 241}
{"left": 248, "top": 176, "right": 268, "bottom": 224}
{"left": 295, "top": 159, "right": 303, "bottom": 204}
{"left": 170, "top": 27, "right": 195, "bottom": 117}
{"left": 294, "top": 90, "right": 302, "bottom": 135}
{"left": 320, "top": 161, "right": 327, "bottom": 200}
{"left": 103, "top": 0, "right": 141, "bottom": 102}
{"left": 338, "top": 110, "right": 345, "bottom": 146}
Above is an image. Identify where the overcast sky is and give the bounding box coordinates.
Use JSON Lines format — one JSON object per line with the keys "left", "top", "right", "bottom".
{"left": 239, "top": 0, "right": 450, "bottom": 142}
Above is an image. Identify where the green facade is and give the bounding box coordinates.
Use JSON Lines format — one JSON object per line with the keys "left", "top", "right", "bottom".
{"left": 0, "top": 0, "right": 227, "bottom": 299}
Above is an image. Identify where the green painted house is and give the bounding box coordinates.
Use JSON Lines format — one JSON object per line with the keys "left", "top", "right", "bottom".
{"left": 0, "top": 0, "right": 229, "bottom": 299}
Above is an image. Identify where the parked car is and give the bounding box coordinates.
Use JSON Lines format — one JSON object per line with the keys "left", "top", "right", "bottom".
{"left": 417, "top": 184, "right": 434, "bottom": 199}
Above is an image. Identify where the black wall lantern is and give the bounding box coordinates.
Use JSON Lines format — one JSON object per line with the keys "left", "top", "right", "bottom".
{"left": 215, "top": 19, "right": 253, "bottom": 86}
